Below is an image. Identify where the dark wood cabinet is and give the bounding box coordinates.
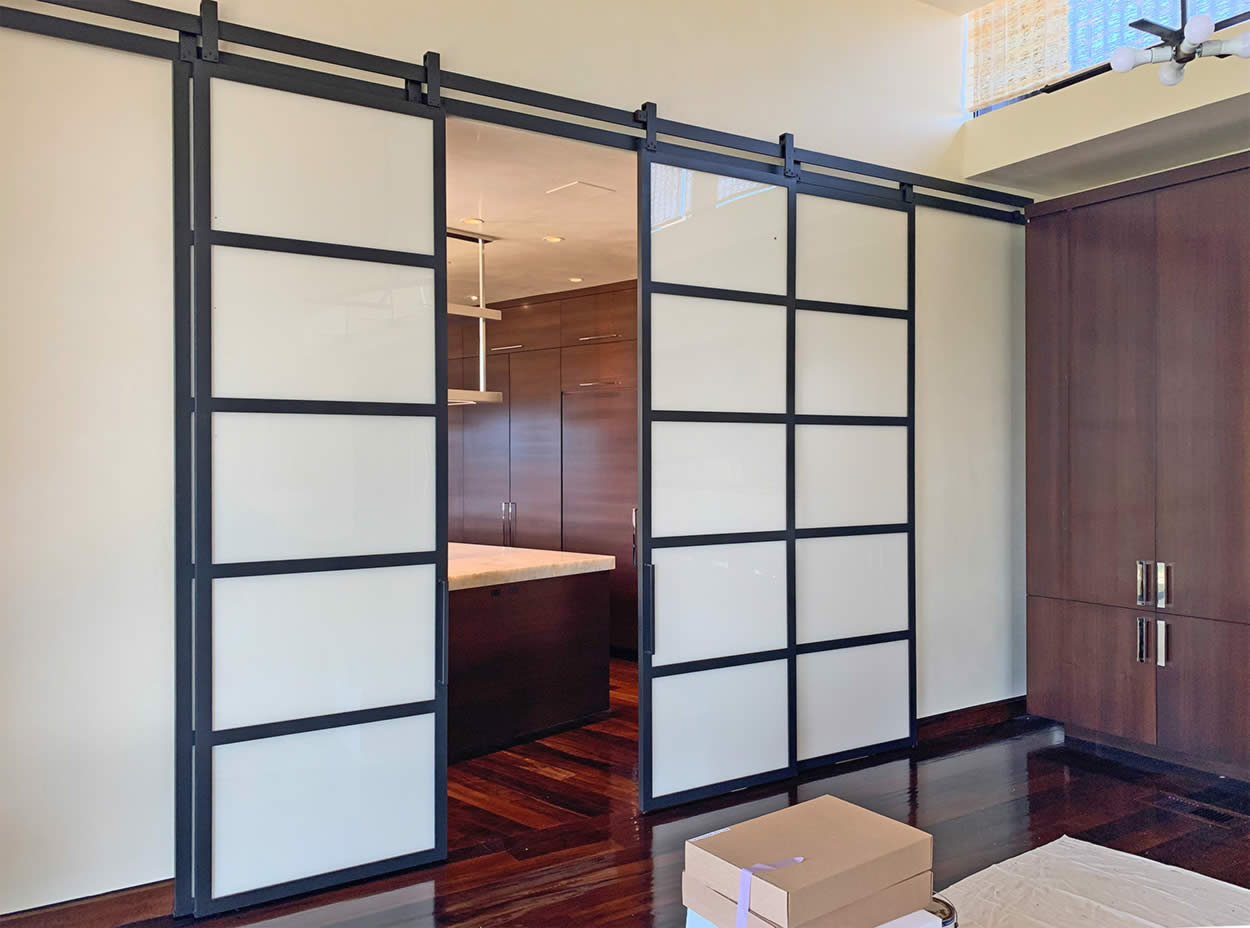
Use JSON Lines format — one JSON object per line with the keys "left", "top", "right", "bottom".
{"left": 561, "top": 340, "right": 637, "bottom": 393}
{"left": 563, "top": 387, "right": 639, "bottom": 655}
{"left": 1156, "top": 170, "right": 1250, "bottom": 625}
{"left": 486, "top": 300, "right": 562, "bottom": 355}
{"left": 1026, "top": 155, "right": 1250, "bottom": 777}
{"left": 1156, "top": 613, "right": 1250, "bottom": 767}
{"left": 461, "top": 352, "right": 511, "bottom": 546}
{"left": 1066, "top": 194, "right": 1157, "bottom": 611}
{"left": 1025, "top": 212, "right": 1070, "bottom": 600}
{"left": 508, "top": 348, "right": 563, "bottom": 550}
{"left": 561, "top": 283, "right": 636, "bottom": 346}
{"left": 1027, "top": 597, "right": 1156, "bottom": 745}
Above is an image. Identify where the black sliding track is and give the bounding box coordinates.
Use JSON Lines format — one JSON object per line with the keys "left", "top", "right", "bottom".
{"left": 0, "top": 0, "right": 1032, "bottom": 913}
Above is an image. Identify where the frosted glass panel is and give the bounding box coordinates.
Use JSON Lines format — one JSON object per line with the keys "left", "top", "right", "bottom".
{"left": 650, "top": 163, "right": 786, "bottom": 295}
{"left": 651, "top": 294, "right": 785, "bottom": 413}
{"left": 652, "top": 542, "right": 787, "bottom": 666}
{"left": 796, "top": 534, "right": 908, "bottom": 644}
{"left": 795, "top": 311, "right": 907, "bottom": 416}
{"left": 796, "top": 194, "right": 907, "bottom": 309}
{"left": 213, "top": 564, "right": 436, "bottom": 729}
{"left": 213, "top": 247, "right": 436, "bottom": 403}
{"left": 797, "top": 641, "right": 910, "bottom": 760}
{"left": 211, "top": 78, "right": 434, "bottom": 253}
{"left": 651, "top": 421, "right": 785, "bottom": 537}
{"left": 652, "top": 660, "right": 788, "bottom": 797}
{"left": 795, "top": 425, "right": 907, "bottom": 528}
{"left": 212, "top": 714, "right": 436, "bottom": 896}
{"left": 213, "top": 413, "right": 436, "bottom": 562}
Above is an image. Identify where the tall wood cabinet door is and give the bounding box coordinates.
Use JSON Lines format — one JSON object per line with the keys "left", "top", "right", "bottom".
{"left": 1026, "top": 212, "right": 1070, "bottom": 599}
{"left": 562, "top": 387, "right": 638, "bottom": 654}
{"left": 1027, "top": 597, "right": 1156, "bottom": 743}
{"left": 1067, "top": 194, "right": 1157, "bottom": 610}
{"left": 448, "top": 357, "right": 465, "bottom": 542}
{"left": 1156, "top": 170, "right": 1250, "bottom": 624}
{"left": 462, "top": 353, "right": 510, "bottom": 546}
{"left": 1157, "top": 614, "right": 1250, "bottom": 767}
{"left": 509, "top": 348, "right": 563, "bottom": 550}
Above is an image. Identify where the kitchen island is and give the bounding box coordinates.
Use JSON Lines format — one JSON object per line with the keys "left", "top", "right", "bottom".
{"left": 447, "top": 543, "right": 615, "bottom": 760}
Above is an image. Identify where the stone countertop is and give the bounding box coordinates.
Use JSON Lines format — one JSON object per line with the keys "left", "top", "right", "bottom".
{"left": 448, "top": 542, "right": 615, "bottom": 591}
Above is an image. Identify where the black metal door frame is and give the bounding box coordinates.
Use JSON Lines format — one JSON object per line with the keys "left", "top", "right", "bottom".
{"left": 185, "top": 43, "right": 449, "bottom": 917}
{"left": 0, "top": 0, "right": 1031, "bottom": 915}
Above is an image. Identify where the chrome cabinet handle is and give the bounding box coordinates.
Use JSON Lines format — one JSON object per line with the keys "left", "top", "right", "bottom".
{"left": 1135, "top": 617, "right": 1148, "bottom": 663}
{"left": 577, "top": 334, "right": 619, "bottom": 342}
{"left": 490, "top": 344, "right": 523, "bottom": 351}
{"left": 578, "top": 380, "right": 622, "bottom": 387}
{"left": 1156, "top": 562, "right": 1171, "bottom": 608}
{"left": 501, "top": 501, "right": 510, "bottom": 546}
{"left": 1156, "top": 619, "right": 1168, "bottom": 667}
{"left": 510, "top": 501, "right": 517, "bottom": 545}
{"left": 1136, "top": 561, "right": 1152, "bottom": 606}
{"left": 631, "top": 507, "right": 638, "bottom": 569}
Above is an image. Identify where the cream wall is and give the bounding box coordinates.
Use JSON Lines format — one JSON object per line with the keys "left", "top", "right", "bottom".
{"left": 1, "top": 0, "right": 1033, "bottom": 913}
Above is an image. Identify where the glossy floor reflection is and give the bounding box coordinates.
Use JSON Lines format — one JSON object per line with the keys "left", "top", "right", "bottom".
{"left": 114, "top": 659, "right": 1250, "bottom": 928}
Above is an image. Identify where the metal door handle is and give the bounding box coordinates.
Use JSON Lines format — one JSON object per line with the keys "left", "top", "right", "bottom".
{"left": 578, "top": 381, "right": 622, "bottom": 387}
{"left": 1136, "top": 616, "right": 1149, "bottom": 663}
{"left": 577, "top": 334, "right": 619, "bottom": 342}
{"left": 642, "top": 563, "right": 656, "bottom": 655}
{"left": 509, "top": 501, "right": 517, "bottom": 545}
{"left": 1156, "top": 562, "right": 1171, "bottom": 608}
{"left": 501, "top": 501, "right": 510, "bottom": 546}
{"left": 631, "top": 507, "right": 638, "bottom": 568}
{"left": 437, "top": 579, "right": 450, "bottom": 686}
{"left": 1156, "top": 619, "right": 1168, "bottom": 667}
{"left": 490, "top": 344, "right": 523, "bottom": 351}
{"left": 1136, "top": 561, "right": 1152, "bottom": 606}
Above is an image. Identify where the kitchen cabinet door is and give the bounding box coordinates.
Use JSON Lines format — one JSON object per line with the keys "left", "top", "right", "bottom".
{"left": 563, "top": 387, "right": 638, "bottom": 654}
{"left": 1067, "top": 194, "right": 1157, "bottom": 610}
{"left": 1025, "top": 212, "right": 1070, "bottom": 600}
{"left": 1156, "top": 170, "right": 1250, "bottom": 624}
{"left": 561, "top": 284, "right": 637, "bottom": 346}
{"left": 1156, "top": 613, "right": 1250, "bottom": 767}
{"left": 561, "top": 340, "right": 637, "bottom": 393}
{"left": 1027, "top": 597, "right": 1156, "bottom": 744}
{"left": 486, "top": 300, "right": 561, "bottom": 354}
{"left": 461, "top": 353, "right": 510, "bottom": 545}
{"left": 508, "top": 348, "right": 563, "bottom": 550}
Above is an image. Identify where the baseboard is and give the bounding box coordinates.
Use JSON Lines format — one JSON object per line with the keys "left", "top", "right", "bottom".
{"left": 1065, "top": 725, "right": 1250, "bottom": 785}
{"left": 0, "top": 880, "right": 172, "bottom": 927}
{"left": 917, "top": 695, "right": 1027, "bottom": 742}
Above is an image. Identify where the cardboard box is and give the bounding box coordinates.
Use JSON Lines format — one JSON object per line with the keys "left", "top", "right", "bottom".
{"left": 682, "top": 871, "right": 933, "bottom": 928}
{"left": 684, "top": 795, "right": 932, "bottom": 928}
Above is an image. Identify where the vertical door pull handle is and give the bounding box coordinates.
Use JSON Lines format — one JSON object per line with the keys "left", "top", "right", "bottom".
{"left": 643, "top": 563, "right": 656, "bottom": 655}
{"left": 437, "top": 579, "right": 450, "bottom": 686}
{"left": 631, "top": 507, "right": 638, "bottom": 569}
{"left": 501, "top": 501, "right": 509, "bottom": 546}
{"left": 1135, "top": 617, "right": 1148, "bottom": 663}
{"left": 1156, "top": 562, "right": 1171, "bottom": 608}
{"left": 1136, "top": 561, "right": 1152, "bottom": 606}
{"left": 510, "top": 501, "right": 517, "bottom": 546}
{"left": 1156, "top": 619, "right": 1168, "bottom": 667}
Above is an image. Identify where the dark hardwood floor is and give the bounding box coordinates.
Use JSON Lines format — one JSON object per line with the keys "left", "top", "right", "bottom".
{"left": 10, "top": 659, "right": 1250, "bottom": 928}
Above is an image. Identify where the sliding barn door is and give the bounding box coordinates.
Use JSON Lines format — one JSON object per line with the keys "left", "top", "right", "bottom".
{"left": 187, "top": 60, "right": 447, "bottom": 914}
{"left": 637, "top": 149, "right": 915, "bottom": 812}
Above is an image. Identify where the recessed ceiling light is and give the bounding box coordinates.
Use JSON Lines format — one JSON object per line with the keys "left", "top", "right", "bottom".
{"left": 568, "top": 277, "right": 583, "bottom": 283}
{"left": 468, "top": 295, "right": 479, "bottom": 301}
{"left": 543, "top": 235, "right": 565, "bottom": 243}
{"left": 462, "top": 217, "right": 484, "bottom": 225}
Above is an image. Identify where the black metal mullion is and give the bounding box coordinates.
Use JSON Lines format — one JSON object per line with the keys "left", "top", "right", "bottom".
{"left": 912, "top": 192, "right": 1027, "bottom": 225}
{"left": 209, "top": 398, "right": 438, "bottom": 417}
{"left": 636, "top": 137, "right": 655, "bottom": 811}
{"left": 795, "top": 523, "right": 909, "bottom": 540}
{"left": 651, "top": 530, "right": 788, "bottom": 549}
{"left": 650, "top": 281, "right": 787, "bottom": 305}
{"left": 785, "top": 176, "right": 798, "bottom": 777}
{"left": 208, "top": 229, "right": 438, "bottom": 268}
{"left": 905, "top": 189, "right": 919, "bottom": 745}
{"left": 796, "top": 298, "right": 909, "bottom": 320}
{"left": 209, "top": 699, "right": 438, "bottom": 747}
{"left": 651, "top": 648, "right": 791, "bottom": 678}
{"left": 796, "top": 629, "right": 910, "bottom": 656}
{"left": 209, "top": 551, "right": 436, "bottom": 579}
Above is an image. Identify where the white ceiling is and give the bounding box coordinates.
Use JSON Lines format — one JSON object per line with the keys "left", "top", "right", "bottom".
{"left": 917, "top": 0, "right": 984, "bottom": 14}
{"left": 446, "top": 118, "right": 637, "bottom": 305}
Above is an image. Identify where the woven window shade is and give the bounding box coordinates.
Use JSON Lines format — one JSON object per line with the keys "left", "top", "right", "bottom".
{"left": 965, "top": 0, "right": 1071, "bottom": 110}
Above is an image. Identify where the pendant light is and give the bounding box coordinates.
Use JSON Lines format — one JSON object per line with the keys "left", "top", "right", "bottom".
{"left": 448, "top": 233, "right": 503, "bottom": 405}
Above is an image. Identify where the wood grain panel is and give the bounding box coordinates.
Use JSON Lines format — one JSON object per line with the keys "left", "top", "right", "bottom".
{"left": 1156, "top": 169, "right": 1250, "bottom": 624}
{"left": 508, "top": 349, "right": 563, "bottom": 550}
{"left": 448, "top": 572, "right": 610, "bottom": 760}
{"left": 461, "top": 353, "right": 510, "bottom": 546}
{"left": 1157, "top": 613, "right": 1250, "bottom": 768}
{"left": 1067, "top": 193, "right": 1157, "bottom": 610}
{"left": 561, "top": 283, "right": 637, "bottom": 346}
{"left": 1027, "top": 596, "right": 1156, "bottom": 744}
{"left": 563, "top": 388, "right": 638, "bottom": 655}
{"left": 561, "top": 340, "right": 637, "bottom": 393}
{"left": 486, "top": 301, "right": 561, "bottom": 354}
{"left": 1025, "top": 212, "right": 1070, "bottom": 599}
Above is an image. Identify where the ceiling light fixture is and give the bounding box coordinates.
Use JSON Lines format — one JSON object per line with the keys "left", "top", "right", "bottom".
{"left": 462, "top": 216, "right": 485, "bottom": 225}
{"left": 568, "top": 277, "right": 584, "bottom": 283}
{"left": 543, "top": 235, "right": 565, "bottom": 243}
{"left": 468, "top": 295, "right": 479, "bottom": 301}
{"left": 1110, "top": 12, "right": 1250, "bottom": 86}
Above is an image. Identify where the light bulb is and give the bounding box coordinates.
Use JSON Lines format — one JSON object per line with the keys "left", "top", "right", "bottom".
{"left": 1184, "top": 13, "right": 1215, "bottom": 45}
{"left": 1158, "top": 59, "right": 1186, "bottom": 85}
{"left": 1110, "top": 45, "right": 1145, "bottom": 72}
